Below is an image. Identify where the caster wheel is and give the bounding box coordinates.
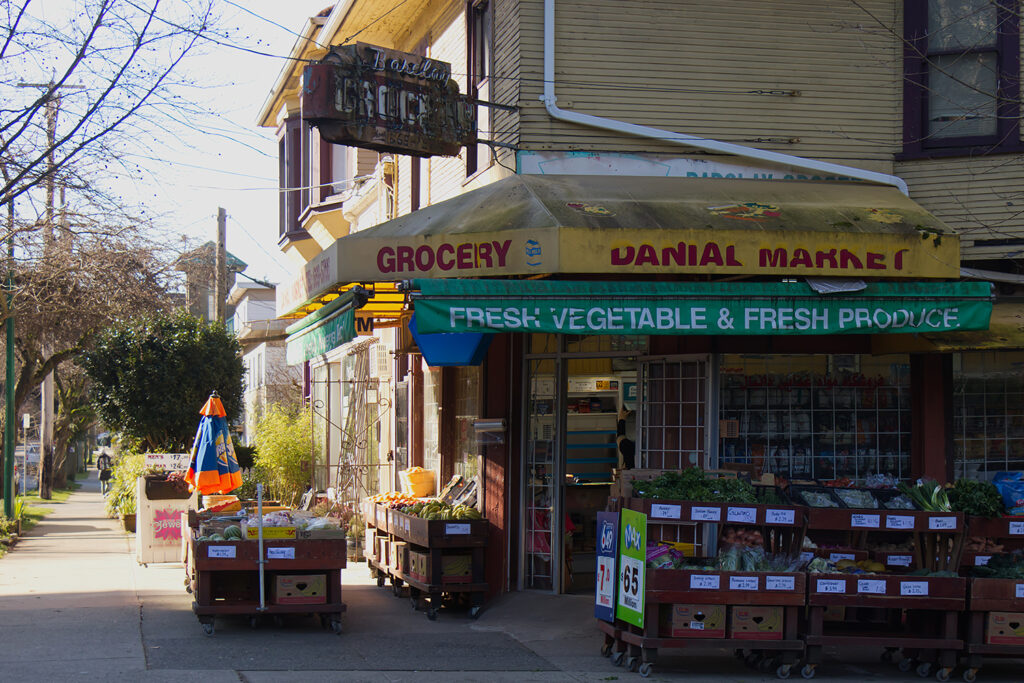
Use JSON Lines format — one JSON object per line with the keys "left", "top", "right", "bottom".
{"left": 376, "top": 575, "right": 385, "bottom": 587}
{"left": 600, "top": 643, "right": 612, "bottom": 657}
{"left": 735, "top": 649, "right": 747, "bottom": 661}
{"left": 611, "top": 652, "right": 625, "bottom": 667}
{"left": 426, "top": 607, "right": 438, "bottom": 621}
{"left": 899, "top": 659, "right": 916, "bottom": 673}
{"left": 777, "top": 664, "right": 792, "bottom": 680}
{"left": 800, "top": 664, "right": 816, "bottom": 679}
{"left": 962, "top": 669, "right": 978, "bottom": 683}
{"left": 745, "top": 653, "right": 761, "bottom": 668}
{"left": 201, "top": 622, "right": 214, "bottom": 636}
{"left": 936, "top": 668, "right": 951, "bottom": 682}
{"left": 881, "top": 650, "right": 896, "bottom": 664}
{"left": 760, "top": 656, "right": 779, "bottom": 673}
{"left": 330, "top": 619, "right": 343, "bottom": 635}
{"left": 626, "top": 656, "right": 639, "bottom": 673}
{"left": 917, "top": 662, "right": 933, "bottom": 678}
{"left": 410, "top": 595, "right": 419, "bottom": 610}
{"left": 639, "top": 663, "right": 653, "bottom": 678}
{"left": 469, "top": 606, "right": 482, "bottom": 619}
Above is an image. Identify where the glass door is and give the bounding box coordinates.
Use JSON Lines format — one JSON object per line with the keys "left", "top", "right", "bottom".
{"left": 523, "top": 359, "right": 562, "bottom": 591}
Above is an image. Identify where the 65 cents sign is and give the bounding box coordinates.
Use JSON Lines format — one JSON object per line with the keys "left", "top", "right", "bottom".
{"left": 616, "top": 508, "right": 647, "bottom": 627}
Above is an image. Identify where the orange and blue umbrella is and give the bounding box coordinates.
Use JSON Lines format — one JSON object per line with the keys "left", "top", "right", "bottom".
{"left": 186, "top": 393, "right": 242, "bottom": 494}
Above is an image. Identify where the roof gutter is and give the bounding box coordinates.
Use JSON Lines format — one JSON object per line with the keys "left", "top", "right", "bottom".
{"left": 541, "top": 0, "right": 909, "bottom": 196}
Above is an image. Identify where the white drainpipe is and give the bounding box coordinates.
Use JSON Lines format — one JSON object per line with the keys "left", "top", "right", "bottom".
{"left": 540, "top": 0, "right": 909, "bottom": 195}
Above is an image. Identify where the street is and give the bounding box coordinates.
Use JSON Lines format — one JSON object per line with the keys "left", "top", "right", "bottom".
{"left": 1, "top": 474, "right": 1023, "bottom": 682}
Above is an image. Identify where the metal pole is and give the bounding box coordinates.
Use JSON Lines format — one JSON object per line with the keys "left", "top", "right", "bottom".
{"left": 3, "top": 230, "right": 13, "bottom": 516}
{"left": 215, "top": 207, "right": 226, "bottom": 323}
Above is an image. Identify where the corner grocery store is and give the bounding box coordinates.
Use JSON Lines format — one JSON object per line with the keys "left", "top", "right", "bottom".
{"left": 282, "top": 174, "right": 1012, "bottom": 596}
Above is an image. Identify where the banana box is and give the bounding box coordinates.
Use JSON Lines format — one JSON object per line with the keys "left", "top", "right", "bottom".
{"left": 987, "top": 612, "right": 1024, "bottom": 644}
{"left": 441, "top": 553, "right": 472, "bottom": 584}
{"left": 667, "top": 604, "right": 726, "bottom": 638}
{"left": 729, "top": 605, "right": 783, "bottom": 640}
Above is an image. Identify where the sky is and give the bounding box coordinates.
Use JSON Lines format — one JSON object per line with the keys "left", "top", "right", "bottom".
{"left": 127, "top": 1, "right": 334, "bottom": 286}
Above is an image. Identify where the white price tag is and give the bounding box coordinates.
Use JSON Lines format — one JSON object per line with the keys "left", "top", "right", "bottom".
{"left": 974, "top": 555, "right": 992, "bottom": 566}
{"left": 886, "top": 515, "right": 915, "bottom": 530}
{"left": 650, "top": 503, "right": 682, "bottom": 520}
{"left": 887, "top": 555, "right": 913, "bottom": 567}
{"left": 689, "top": 621, "right": 705, "bottom": 630}
{"left": 900, "top": 581, "right": 929, "bottom": 596}
{"left": 690, "top": 574, "right": 721, "bottom": 590}
{"left": 851, "top": 514, "right": 880, "bottom": 528}
{"left": 729, "top": 576, "right": 759, "bottom": 591}
{"left": 267, "top": 546, "right": 295, "bottom": 560}
{"left": 727, "top": 507, "right": 757, "bottom": 524}
{"left": 816, "top": 579, "right": 846, "bottom": 594}
{"left": 690, "top": 506, "right": 722, "bottom": 522}
{"left": 207, "top": 545, "right": 235, "bottom": 559}
{"left": 858, "top": 579, "right": 887, "bottom": 595}
{"left": 1016, "top": 583, "right": 1024, "bottom": 599}
{"left": 800, "top": 551, "right": 814, "bottom": 563}
{"left": 767, "top": 575, "right": 796, "bottom": 591}
{"left": 617, "top": 555, "right": 645, "bottom": 612}
{"left": 829, "top": 552, "right": 856, "bottom": 562}
{"left": 1010, "top": 521, "right": 1024, "bottom": 536}
{"left": 928, "top": 516, "right": 956, "bottom": 531}
{"left": 766, "top": 508, "right": 795, "bottom": 525}
{"left": 445, "top": 523, "right": 471, "bottom": 535}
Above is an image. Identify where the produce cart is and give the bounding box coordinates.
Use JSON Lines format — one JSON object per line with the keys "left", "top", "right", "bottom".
{"left": 364, "top": 501, "right": 487, "bottom": 620}
{"left": 801, "top": 506, "right": 967, "bottom": 680}
{"left": 599, "top": 496, "right": 808, "bottom": 679}
{"left": 185, "top": 512, "right": 347, "bottom": 635}
{"left": 962, "top": 576, "right": 1024, "bottom": 682}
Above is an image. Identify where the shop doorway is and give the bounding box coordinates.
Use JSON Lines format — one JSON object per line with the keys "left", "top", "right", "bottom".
{"left": 521, "top": 335, "right": 646, "bottom": 594}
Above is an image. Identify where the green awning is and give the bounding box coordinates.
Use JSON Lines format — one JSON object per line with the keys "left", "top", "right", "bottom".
{"left": 285, "top": 288, "right": 367, "bottom": 364}
{"left": 410, "top": 279, "right": 993, "bottom": 337}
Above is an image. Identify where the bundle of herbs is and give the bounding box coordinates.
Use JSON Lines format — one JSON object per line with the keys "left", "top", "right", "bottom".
{"left": 897, "top": 479, "right": 951, "bottom": 512}
{"left": 948, "top": 478, "right": 1004, "bottom": 519}
{"left": 970, "top": 550, "right": 1024, "bottom": 579}
{"left": 630, "top": 467, "right": 756, "bottom": 503}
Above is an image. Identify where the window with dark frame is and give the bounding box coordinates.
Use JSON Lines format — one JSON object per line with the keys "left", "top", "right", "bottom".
{"left": 466, "top": 0, "right": 492, "bottom": 176}
{"left": 903, "top": 0, "right": 1021, "bottom": 157}
{"left": 279, "top": 113, "right": 353, "bottom": 241}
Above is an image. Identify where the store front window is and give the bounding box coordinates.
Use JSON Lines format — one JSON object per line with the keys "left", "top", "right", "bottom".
{"left": 953, "top": 351, "right": 1024, "bottom": 480}
{"left": 718, "top": 354, "right": 912, "bottom": 481}
{"left": 452, "top": 366, "right": 481, "bottom": 480}
{"left": 423, "top": 364, "right": 442, "bottom": 476}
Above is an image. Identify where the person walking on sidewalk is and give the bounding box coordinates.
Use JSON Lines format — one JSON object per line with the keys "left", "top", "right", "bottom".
{"left": 97, "top": 452, "right": 113, "bottom": 495}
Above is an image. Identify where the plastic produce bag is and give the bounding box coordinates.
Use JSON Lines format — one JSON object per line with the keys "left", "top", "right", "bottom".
{"left": 993, "top": 472, "right": 1024, "bottom": 515}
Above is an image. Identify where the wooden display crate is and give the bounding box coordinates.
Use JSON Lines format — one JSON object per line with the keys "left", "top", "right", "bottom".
{"left": 645, "top": 569, "right": 806, "bottom": 606}
{"left": 806, "top": 573, "right": 966, "bottom": 610}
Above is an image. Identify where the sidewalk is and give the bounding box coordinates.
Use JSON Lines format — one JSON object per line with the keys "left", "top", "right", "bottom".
{"left": 2, "top": 476, "right": 1023, "bottom": 681}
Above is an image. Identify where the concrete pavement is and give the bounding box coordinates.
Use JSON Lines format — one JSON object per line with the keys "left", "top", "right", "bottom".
{"left": 2, "top": 472, "right": 1024, "bottom": 681}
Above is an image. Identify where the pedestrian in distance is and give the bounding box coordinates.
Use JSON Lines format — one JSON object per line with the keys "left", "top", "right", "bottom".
{"left": 97, "top": 452, "right": 113, "bottom": 495}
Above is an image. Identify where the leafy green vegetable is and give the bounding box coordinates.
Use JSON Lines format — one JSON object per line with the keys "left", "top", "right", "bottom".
{"left": 970, "top": 551, "right": 1024, "bottom": 579}
{"left": 897, "top": 479, "right": 951, "bottom": 512}
{"left": 948, "top": 479, "right": 1004, "bottom": 518}
{"left": 631, "top": 468, "right": 756, "bottom": 503}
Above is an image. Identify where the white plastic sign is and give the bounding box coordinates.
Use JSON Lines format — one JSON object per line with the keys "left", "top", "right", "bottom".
{"left": 207, "top": 545, "right": 235, "bottom": 558}
{"left": 767, "top": 575, "right": 796, "bottom": 591}
{"left": 690, "top": 506, "right": 721, "bottom": 522}
{"left": 858, "top": 579, "right": 886, "bottom": 595}
{"left": 829, "top": 552, "right": 856, "bottom": 562}
{"left": 727, "top": 507, "right": 757, "bottom": 524}
{"left": 887, "top": 555, "right": 913, "bottom": 567}
{"left": 690, "top": 574, "right": 721, "bottom": 590}
{"left": 1010, "top": 521, "right": 1024, "bottom": 535}
{"left": 766, "top": 508, "right": 795, "bottom": 525}
{"left": 974, "top": 555, "right": 992, "bottom": 566}
{"left": 650, "top": 503, "right": 681, "bottom": 520}
{"left": 928, "top": 516, "right": 956, "bottom": 530}
{"left": 445, "top": 523, "right": 470, "bottom": 535}
{"left": 851, "top": 514, "right": 880, "bottom": 528}
{"left": 900, "top": 581, "right": 929, "bottom": 596}
{"left": 267, "top": 547, "right": 295, "bottom": 560}
{"left": 1016, "top": 583, "right": 1024, "bottom": 598}
{"left": 729, "top": 576, "right": 759, "bottom": 591}
{"left": 886, "top": 515, "right": 915, "bottom": 530}
{"left": 816, "top": 579, "right": 846, "bottom": 594}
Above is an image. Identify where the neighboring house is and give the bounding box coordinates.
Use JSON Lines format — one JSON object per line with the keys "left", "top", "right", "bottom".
{"left": 260, "top": 1, "right": 1024, "bottom": 596}
{"left": 229, "top": 281, "right": 301, "bottom": 444}
{"left": 174, "top": 241, "right": 248, "bottom": 322}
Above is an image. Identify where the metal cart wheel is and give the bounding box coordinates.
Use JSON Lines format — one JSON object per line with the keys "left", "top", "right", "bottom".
{"left": 800, "top": 664, "right": 816, "bottom": 679}
{"left": 759, "top": 656, "right": 779, "bottom": 673}
{"left": 376, "top": 573, "right": 385, "bottom": 587}
{"left": 899, "top": 658, "right": 916, "bottom": 673}
{"left": 330, "top": 618, "right": 343, "bottom": 635}
{"left": 776, "top": 664, "right": 792, "bottom": 679}
{"left": 426, "top": 606, "right": 438, "bottom": 621}
{"left": 935, "top": 667, "right": 951, "bottom": 682}
{"left": 916, "top": 662, "right": 933, "bottom": 678}
{"left": 600, "top": 642, "right": 612, "bottom": 657}
{"left": 201, "top": 621, "right": 215, "bottom": 636}
{"left": 626, "top": 656, "right": 639, "bottom": 673}
{"left": 962, "top": 668, "right": 978, "bottom": 683}
{"left": 881, "top": 649, "right": 898, "bottom": 664}
{"left": 611, "top": 651, "right": 625, "bottom": 667}
{"left": 639, "top": 662, "right": 652, "bottom": 678}
{"left": 469, "top": 605, "right": 482, "bottom": 619}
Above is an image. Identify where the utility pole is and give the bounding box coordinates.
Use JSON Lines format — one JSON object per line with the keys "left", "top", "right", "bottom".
{"left": 215, "top": 207, "right": 227, "bottom": 323}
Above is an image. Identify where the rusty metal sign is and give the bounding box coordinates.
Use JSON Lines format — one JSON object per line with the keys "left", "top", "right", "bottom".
{"left": 301, "top": 43, "right": 476, "bottom": 158}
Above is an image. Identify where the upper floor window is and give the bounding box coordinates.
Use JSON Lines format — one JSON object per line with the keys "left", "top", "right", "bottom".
{"left": 278, "top": 114, "right": 354, "bottom": 240}
{"left": 903, "top": 0, "right": 1021, "bottom": 156}
{"left": 466, "top": 0, "right": 492, "bottom": 176}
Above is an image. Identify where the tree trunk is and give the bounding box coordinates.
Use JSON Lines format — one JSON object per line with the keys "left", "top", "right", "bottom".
{"left": 39, "top": 445, "right": 53, "bottom": 499}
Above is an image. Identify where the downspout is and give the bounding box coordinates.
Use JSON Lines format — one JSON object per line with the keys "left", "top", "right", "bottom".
{"left": 540, "top": 0, "right": 909, "bottom": 196}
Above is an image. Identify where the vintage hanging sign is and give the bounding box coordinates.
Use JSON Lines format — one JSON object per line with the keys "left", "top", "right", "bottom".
{"left": 301, "top": 43, "right": 477, "bottom": 157}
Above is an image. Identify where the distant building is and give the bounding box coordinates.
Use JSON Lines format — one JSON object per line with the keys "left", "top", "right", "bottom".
{"left": 229, "top": 281, "right": 301, "bottom": 444}
{"left": 174, "top": 241, "right": 247, "bottom": 322}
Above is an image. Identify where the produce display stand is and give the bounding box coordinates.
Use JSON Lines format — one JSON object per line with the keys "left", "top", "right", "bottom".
{"left": 599, "top": 498, "right": 807, "bottom": 679}
{"left": 962, "top": 577, "right": 1024, "bottom": 682}
{"left": 802, "top": 508, "right": 966, "bottom": 680}
{"left": 363, "top": 502, "right": 488, "bottom": 620}
{"left": 961, "top": 516, "right": 1024, "bottom": 569}
{"left": 185, "top": 518, "right": 347, "bottom": 635}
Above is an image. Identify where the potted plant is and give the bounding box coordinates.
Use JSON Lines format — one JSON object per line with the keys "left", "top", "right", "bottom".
{"left": 346, "top": 515, "right": 365, "bottom": 562}
{"left": 119, "top": 495, "right": 137, "bottom": 533}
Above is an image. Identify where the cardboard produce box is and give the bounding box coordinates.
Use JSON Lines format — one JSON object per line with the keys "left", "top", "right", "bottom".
{"left": 271, "top": 574, "right": 326, "bottom": 605}
{"left": 441, "top": 553, "right": 472, "bottom": 584}
{"left": 392, "top": 541, "right": 409, "bottom": 574}
{"left": 408, "top": 549, "right": 429, "bottom": 582}
{"left": 987, "top": 612, "right": 1024, "bottom": 644}
{"left": 729, "top": 605, "right": 783, "bottom": 640}
{"left": 667, "top": 604, "right": 725, "bottom": 638}
{"left": 242, "top": 523, "right": 297, "bottom": 540}
{"left": 364, "top": 529, "right": 376, "bottom": 560}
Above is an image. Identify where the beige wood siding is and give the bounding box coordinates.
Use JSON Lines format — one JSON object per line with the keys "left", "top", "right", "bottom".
{"left": 427, "top": 4, "right": 471, "bottom": 204}
{"left": 518, "top": 0, "right": 901, "bottom": 171}
{"left": 492, "top": 0, "right": 521, "bottom": 168}
{"left": 897, "top": 156, "right": 1024, "bottom": 262}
